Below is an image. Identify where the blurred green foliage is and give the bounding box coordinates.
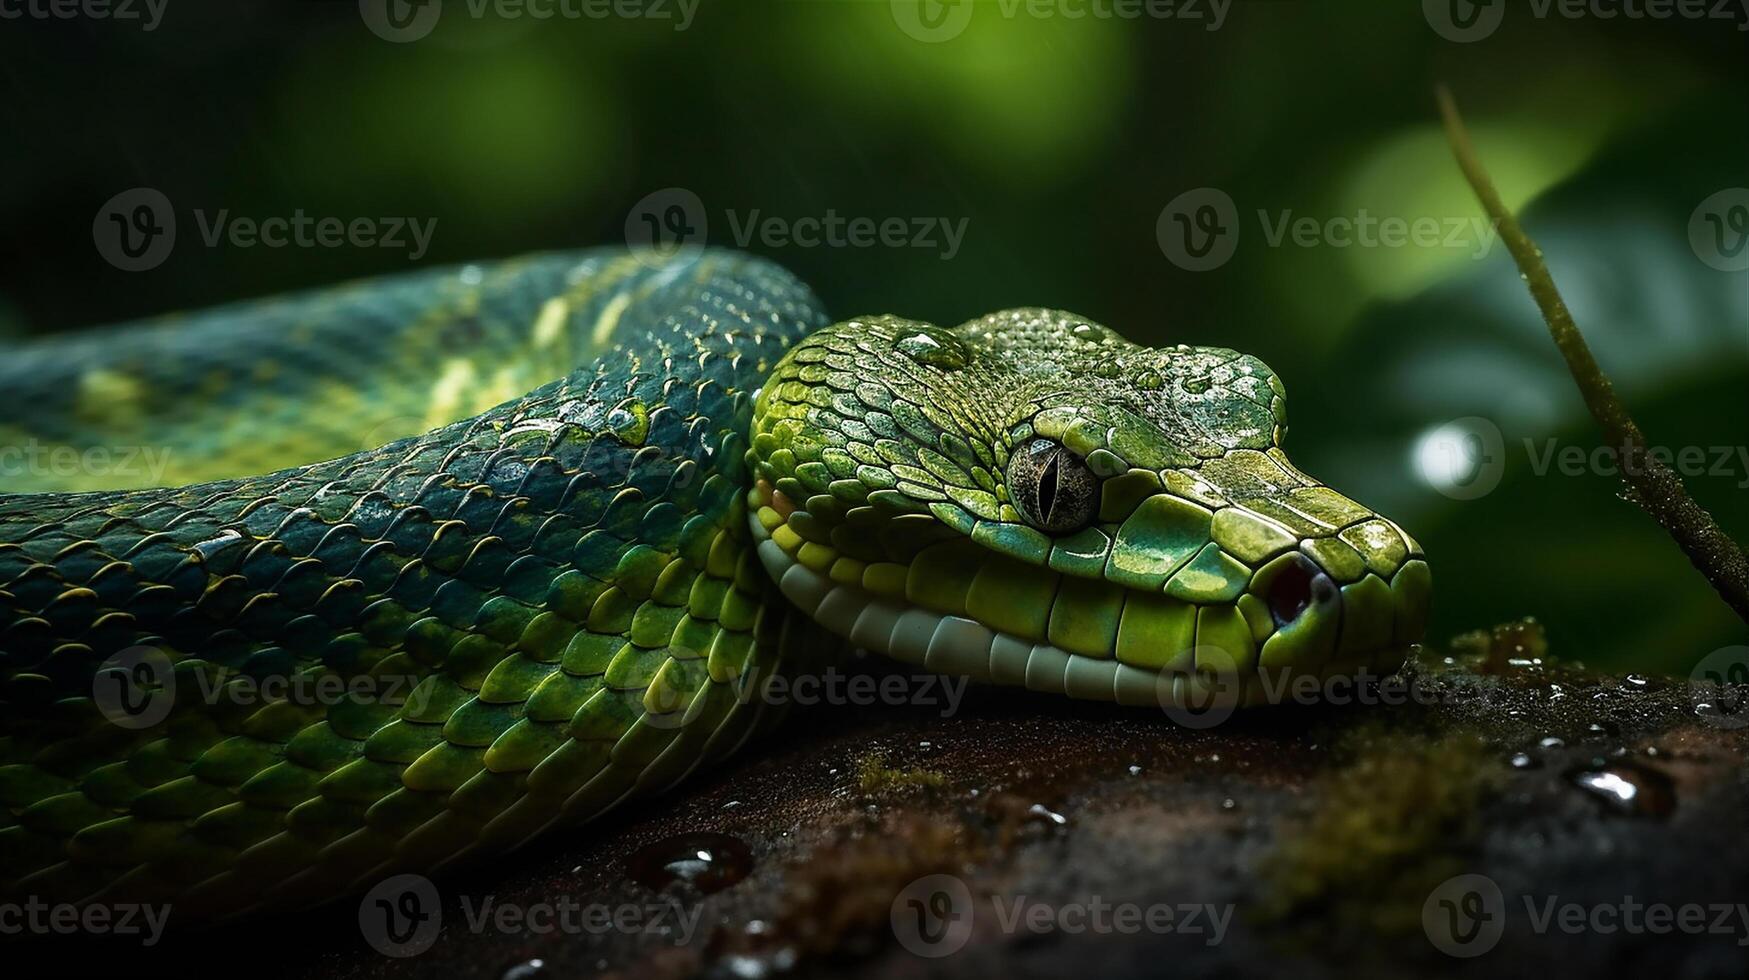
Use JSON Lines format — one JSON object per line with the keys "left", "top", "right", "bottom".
{"left": 0, "top": 0, "right": 1744, "bottom": 671}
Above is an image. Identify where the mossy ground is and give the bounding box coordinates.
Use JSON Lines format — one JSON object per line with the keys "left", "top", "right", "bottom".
{"left": 34, "top": 633, "right": 1748, "bottom": 980}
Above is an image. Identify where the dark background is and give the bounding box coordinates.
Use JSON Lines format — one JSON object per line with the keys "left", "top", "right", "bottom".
{"left": 2, "top": 0, "right": 1745, "bottom": 672}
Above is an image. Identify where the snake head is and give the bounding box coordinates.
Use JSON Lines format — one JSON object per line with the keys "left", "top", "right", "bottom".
{"left": 747, "top": 310, "right": 1430, "bottom": 711}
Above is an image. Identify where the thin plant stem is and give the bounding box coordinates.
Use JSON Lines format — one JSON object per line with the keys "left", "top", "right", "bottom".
{"left": 1436, "top": 85, "right": 1749, "bottom": 628}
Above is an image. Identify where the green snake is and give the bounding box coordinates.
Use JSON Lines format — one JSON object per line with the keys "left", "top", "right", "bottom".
{"left": 0, "top": 249, "right": 1429, "bottom": 922}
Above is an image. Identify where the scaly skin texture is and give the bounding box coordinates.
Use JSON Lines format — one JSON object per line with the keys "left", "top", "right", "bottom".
{"left": 745, "top": 312, "right": 1430, "bottom": 706}
{"left": 0, "top": 249, "right": 1428, "bottom": 924}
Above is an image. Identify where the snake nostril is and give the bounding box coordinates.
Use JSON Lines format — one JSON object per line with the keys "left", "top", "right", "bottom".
{"left": 1266, "top": 557, "right": 1316, "bottom": 627}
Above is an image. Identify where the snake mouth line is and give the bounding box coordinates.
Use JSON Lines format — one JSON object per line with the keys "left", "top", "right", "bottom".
{"left": 747, "top": 508, "right": 1424, "bottom": 710}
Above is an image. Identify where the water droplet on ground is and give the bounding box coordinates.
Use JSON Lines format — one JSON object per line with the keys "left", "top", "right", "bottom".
{"left": 1568, "top": 762, "right": 1676, "bottom": 817}
{"left": 627, "top": 832, "right": 754, "bottom": 893}
{"left": 1028, "top": 803, "right": 1068, "bottom": 826}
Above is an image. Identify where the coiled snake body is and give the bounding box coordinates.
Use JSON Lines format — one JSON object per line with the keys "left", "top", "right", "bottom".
{"left": 0, "top": 250, "right": 1428, "bottom": 921}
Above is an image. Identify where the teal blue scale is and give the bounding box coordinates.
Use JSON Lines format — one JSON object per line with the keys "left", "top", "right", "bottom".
{"left": 0, "top": 250, "right": 835, "bottom": 916}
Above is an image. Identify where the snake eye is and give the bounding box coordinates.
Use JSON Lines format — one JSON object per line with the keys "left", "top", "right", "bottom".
{"left": 1006, "top": 438, "right": 1099, "bottom": 534}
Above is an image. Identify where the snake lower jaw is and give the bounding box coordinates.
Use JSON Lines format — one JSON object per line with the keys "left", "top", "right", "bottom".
{"left": 747, "top": 508, "right": 1426, "bottom": 712}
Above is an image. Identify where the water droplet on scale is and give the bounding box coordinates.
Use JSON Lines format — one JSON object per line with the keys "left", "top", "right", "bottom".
{"left": 606, "top": 398, "right": 650, "bottom": 446}
{"left": 894, "top": 328, "right": 968, "bottom": 370}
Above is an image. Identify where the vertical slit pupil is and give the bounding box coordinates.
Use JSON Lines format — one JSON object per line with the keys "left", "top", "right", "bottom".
{"left": 1038, "top": 452, "right": 1060, "bottom": 524}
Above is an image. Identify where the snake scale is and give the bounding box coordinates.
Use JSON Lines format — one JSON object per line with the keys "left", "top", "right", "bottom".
{"left": 0, "top": 249, "right": 1429, "bottom": 923}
